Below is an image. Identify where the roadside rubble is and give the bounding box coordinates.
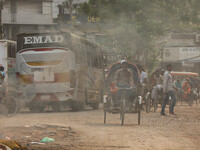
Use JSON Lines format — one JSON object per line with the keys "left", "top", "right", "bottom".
{"left": 0, "top": 124, "right": 78, "bottom": 150}
{"left": 0, "top": 139, "right": 27, "bottom": 150}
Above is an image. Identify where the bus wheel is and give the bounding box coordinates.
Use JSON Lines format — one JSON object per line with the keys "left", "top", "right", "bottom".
{"left": 51, "top": 103, "right": 60, "bottom": 112}
{"left": 91, "top": 103, "right": 99, "bottom": 110}
{"left": 29, "top": 104, "right": 45, "bottom": 113}
{"left": 71, "top": 101, "right": 84, "bottom": 111}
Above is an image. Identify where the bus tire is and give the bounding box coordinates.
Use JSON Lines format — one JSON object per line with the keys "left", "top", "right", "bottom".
{"left": 71, "top": 101, "right": 84, "bottom": 111}
{"left": 51, "top": 103, "right": 60, "bottom": 112}
{"left": 29, "top": 104, "right": 45, "bottom": 113}
{"left": 91, "top": 103, "right": 99, "bottom": 110}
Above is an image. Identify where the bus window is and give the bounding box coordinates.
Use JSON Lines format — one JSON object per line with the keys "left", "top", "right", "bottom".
{"left": 86, "top": 45, "right": 92, "bottom": 67}
{"left": 93, "top": 48, "right": 99, "bottom": 68}
{"left": 90, "top": 46, "right": 95, "bottom": 67}
{"left": 83, "top": 46, "right": 87, "bottom": 65}
{"left": 7, "top": 43, "right": 16, "bottom": 58}
{"left": 98, "top": 48, "right": 103, "bottom": 69}
{"left": 80, "top": 43, "right": 86, "bottom": 65}
{"left": 73, "top": 42, "right": 79, "bottom": 64}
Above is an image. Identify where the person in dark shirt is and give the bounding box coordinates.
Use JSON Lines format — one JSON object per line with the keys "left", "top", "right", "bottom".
{"left": 114, "top": 61, "right": 135, "bottom": 106}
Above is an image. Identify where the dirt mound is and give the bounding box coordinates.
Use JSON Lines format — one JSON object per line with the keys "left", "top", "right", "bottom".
{"left": 0, "top": 124, "right": 80, "bottom": 150}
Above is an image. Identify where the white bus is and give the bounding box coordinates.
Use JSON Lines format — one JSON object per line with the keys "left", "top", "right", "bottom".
{"left": 16, "top": 32, "right": 104, "bottom": 112}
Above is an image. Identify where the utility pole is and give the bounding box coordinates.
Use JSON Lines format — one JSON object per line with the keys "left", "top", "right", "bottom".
{"left": 0, "top": 0, "right": 5, "bottom": 39}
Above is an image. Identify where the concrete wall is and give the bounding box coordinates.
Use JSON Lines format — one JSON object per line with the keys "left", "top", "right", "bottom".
{"left": 162, "top": 32, "right": 200, "bottom": 73}
{"left": 163, "top": 33, "right": 200, "bottom": 62}
{"left": 2, "top": 0, "right": 54, "bottom": 25}
{"left": 2, "top": 0, "right": 57, "bottom": 40}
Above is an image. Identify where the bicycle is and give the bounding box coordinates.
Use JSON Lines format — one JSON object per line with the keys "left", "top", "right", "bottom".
{"left": 141, "top": 83, "right": 151, "bottom": 113}
{"left": 153, "top": 85, "right": 163, "bottom": 112}
{"left": 118, "top": 87, "right": 141, "bottom": 126}
{"left": 0, "top": 86, "right": 19, "bottom": 117}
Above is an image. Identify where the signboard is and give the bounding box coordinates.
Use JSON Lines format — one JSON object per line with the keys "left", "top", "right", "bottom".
{"left": 163, "top": 47, "right": 179, "bottom": 62}
{"left": 17, "top": 32, "right": 70, "bottom": 52}
{"left": 163, "top": 47, "right": 200, "bottom": 62}
{"left": 87, "top": 16, "right": 100, "bottom": 23}
{"left": 179, "top": 47, "right": 200, "bottom": 60}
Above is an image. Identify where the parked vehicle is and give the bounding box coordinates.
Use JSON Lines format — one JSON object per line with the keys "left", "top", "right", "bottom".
{"left": 16, "top": 32, "right": 104, "bottom": 112}
{"left": 170, "top": 71, "right": 199, "bottom": 106}
{"left": 0, "top": 40, "right": 19, "bottom": 116}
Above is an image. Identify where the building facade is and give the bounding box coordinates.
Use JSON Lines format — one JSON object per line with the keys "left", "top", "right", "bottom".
{"left": 162, "top": 32, "right": 200, "bottom": 73}
{"left": 2, "top": 0, "right": 55, "bottom": 40}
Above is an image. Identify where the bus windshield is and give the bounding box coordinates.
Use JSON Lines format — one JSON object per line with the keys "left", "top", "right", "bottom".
{"left": 19, "top": 49, "right": 69, "bottom": 66}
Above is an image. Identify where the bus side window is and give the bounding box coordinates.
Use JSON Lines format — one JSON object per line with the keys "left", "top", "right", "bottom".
{"left": 90, "top": 47, "right": 95, "bottom": 67}
{"left": 98, "top": 49, "right": 102, "bottom": 69}
{"left": 87, "top": 45, "right": 92, "bottom": 67}
{"left": 81, "top": 43, "right": 87, "bottom": 65}
{"left": 72, "top": 42, "right": 78, "bottom": 64}
{"left": 93, "top": 48, "right": 99, "bottom": 68}
{"left": 76, "top": 42, "right": 81, "bottom": 64}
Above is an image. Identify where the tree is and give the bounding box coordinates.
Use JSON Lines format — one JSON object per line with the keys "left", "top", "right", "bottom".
{"left": 78, "top": 0, "right": 200, "bottom": 72}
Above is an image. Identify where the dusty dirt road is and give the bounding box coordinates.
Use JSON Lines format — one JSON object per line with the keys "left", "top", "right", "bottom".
{"left": 0, "top": 104, "right": 200, "bottom": 150}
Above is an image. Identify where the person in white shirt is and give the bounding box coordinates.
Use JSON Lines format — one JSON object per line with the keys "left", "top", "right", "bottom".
{"left": 161, "top": 64, "right": 177, "bottom": 116}
{"left": 140, "top": 68, "right": 147, "bottom": 84}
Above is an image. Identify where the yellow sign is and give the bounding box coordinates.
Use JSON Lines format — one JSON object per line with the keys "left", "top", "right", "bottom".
{"left": 87, "top": 16, "right": 100, "bottom": 23}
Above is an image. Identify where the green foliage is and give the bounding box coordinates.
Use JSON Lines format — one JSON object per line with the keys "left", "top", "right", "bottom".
{"left": 78, "top": 0, "right": 200, "bottom": 73}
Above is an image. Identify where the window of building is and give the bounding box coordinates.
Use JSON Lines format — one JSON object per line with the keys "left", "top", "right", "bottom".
{"left": 42, "top": 2, "right": 52, "bottom": 15}
{"left": 7, "top": 43, "right": 17, "bottom": 58}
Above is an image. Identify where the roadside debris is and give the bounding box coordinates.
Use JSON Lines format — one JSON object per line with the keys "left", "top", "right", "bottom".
{"left": 41, "top": 137, "right": 55, "bottom": 143}
{"left": 0, "top": 139, "right": 27, "bottom": 150}
{"left": 0, "top": 124, "right": 77, "bottom": 149}
{"left": 5, "top": 136, "right": 11, "bottom": 140}
{"left": 30, "top": 142, "right": 45, "bottom": 145}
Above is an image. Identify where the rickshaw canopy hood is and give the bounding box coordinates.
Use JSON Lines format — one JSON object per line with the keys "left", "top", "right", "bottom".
{"left": 170, "top": 71, "right": 199, "bottom": 77}
{"left": 106, "top": 62, "right": 140, "bottom": 85}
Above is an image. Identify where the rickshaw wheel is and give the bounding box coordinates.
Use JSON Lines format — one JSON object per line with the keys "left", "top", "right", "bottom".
{"left": 138, "top": 103, "right": 141, "bottom": 125}
{"left": 120, "top": 99, "right": 126, "bottom": 126}
{"left": 145, "top": 93, "right": 151, "bottom": 113}
{"left": 103, "top": 103, "right": 107, "bottom": 124}
{"left": 154, "top": 97, "right": 158, "bottom": 112}
{"left": 188, "top": 94, "right": 193, "bottom": 106}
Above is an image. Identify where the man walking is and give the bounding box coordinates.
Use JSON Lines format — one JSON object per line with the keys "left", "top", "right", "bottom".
{"left": 161, "top": 64, "right": 177, "bottom": 116}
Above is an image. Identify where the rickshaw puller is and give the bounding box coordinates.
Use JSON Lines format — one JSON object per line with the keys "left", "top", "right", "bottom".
{"left": 114, "top": 61, "right": 136, "bottom": 105}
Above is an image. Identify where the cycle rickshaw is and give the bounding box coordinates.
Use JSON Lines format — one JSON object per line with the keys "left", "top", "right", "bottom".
{"left": 171, "top": 71, "right": 199, "bottom": 106}
{"left": 103, "top": 62, "right": 142, "bottom": 126}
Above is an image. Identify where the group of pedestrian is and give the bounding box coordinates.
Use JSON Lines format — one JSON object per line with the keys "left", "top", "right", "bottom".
{"left": 108, "top": 59, "right": 198, "bottom": 116}
{"left": 148, "top": 64, "right": 177, "bottom": 115}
